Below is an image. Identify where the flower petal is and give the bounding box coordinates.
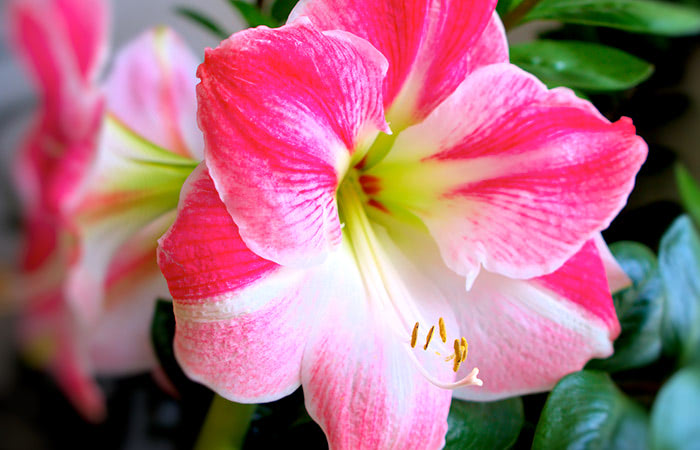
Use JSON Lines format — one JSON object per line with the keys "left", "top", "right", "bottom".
{"left": 377, "top": 218, "right": 620, "bottom": 400}
{"left": 594, "top": 234, "right": 632, "bottom": 293}
{"left": 291, "top": 0, "right": 499, "bottom": 127}
{"left": 454, "top": 240, "right": 619, "bottom": 400}
{"left": 104, "top": 27, "right": 203, "bottom": 159}
{"left": 66, "top": 116, "right": 196, "bottom": 323}
{"left": 368, "top": 63, "right": 647, "bottom": 286}
{"left": 8, "top": 0, "right": 107, "bottom": 132}
{"left": 19, "top": 290, "right": 106, "bottom": 422}
{"left": 158, "top": 165, "right": 322, "bottom": 402}
{"left": 301, "top": 281, "right": 453, "bottom": 449}
{"left": 197, "top": 20, "right": 389, "bottom": 268}
{"left": 87, "top": 217, "right": 171, "bottom": 374}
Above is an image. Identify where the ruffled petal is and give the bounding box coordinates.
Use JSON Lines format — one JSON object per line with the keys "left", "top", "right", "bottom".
{"left": 197, "top": 20, "right": 389, "bottom": 268}
{"left": 291, "top": 0, "right": 499, "bottom": 127}
{"left": 104, "top": 27, "right": 203, "bottom": 159}
{"left": 368, "top": 63, "right": 647, "bottom": 286}
{"left": 66, "top": 116, "right": 196, "bottom": 323}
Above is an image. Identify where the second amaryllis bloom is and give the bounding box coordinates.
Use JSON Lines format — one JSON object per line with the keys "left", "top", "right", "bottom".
{"left": 157, "top": 0, "right": 647, "bottom": 448}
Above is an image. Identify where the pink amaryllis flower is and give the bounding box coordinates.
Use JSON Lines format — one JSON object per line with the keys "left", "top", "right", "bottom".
{"left": 8, "top": 0, "right": 201, "bottom": 419}
{"left": 157, "top": 0, "right": 647, "bottom": 447}
{"left": 8, "top": 0, "right": 109, "bottom": 420}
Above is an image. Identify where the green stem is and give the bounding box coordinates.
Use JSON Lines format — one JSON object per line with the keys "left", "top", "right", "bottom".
{"left": 194, "top": 395, "right": 257, "bottom": 450}
{"left": 502, "top": 0, "right": 543, "bottom": 31}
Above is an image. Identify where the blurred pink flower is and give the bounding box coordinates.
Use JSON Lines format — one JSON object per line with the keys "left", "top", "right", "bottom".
{"left": 8, "top": 0, "right": 200, "bottom": 420}
{"left": 158, "top": 0, "right": 646, "bottom": 447}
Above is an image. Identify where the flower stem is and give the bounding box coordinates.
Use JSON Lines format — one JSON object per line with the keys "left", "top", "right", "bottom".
{"left": 502, "top": 0, "right": 543, "bottom": 31}
{"left": 194, "top": 395, "right": 256, "bottom": 450}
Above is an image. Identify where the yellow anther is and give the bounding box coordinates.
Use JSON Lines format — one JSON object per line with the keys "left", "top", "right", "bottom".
{"left": 453, "top": 339, "right": 462, "bottom": 363}
{"left": 452, "top": 357, "right": 462, "bottom": 373}
{"left": 424, "top": 325, "right": 435, "bottom": 350}
{"left": 445, "top": 354, "right": 455, "bottom": 362}
{"left": 410, "top": 322, "right": 419, "bottom": 348}
{"left": 438, "top": 317, "right": 447, "bottom": 343}
{"left": 461, "top": 337, "right": 468, "bottom": 361}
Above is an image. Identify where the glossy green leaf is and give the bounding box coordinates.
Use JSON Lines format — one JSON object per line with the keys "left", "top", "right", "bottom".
{"left": 176, "top": 7, "right": 229, "bottom": 40}
{"left": 445, "top": 397, "right": 524, "bottom": 449}
{"left": 534, "top": 371, "right": 649, "bottom": 449}
{"left": 524, "top": 0, "right": 700, "bottom": 36}
{"left": 675, "top": 164, "right": 700, "bottom": 226}
{"left": 650, "top": 365, "right": 700, "bottom": 449}
{"left": 510, "top": 40, "right": 653, "bottom": 91}
{"left": 271, "top": 0, "right": 298, "bottom": 22}
{"left": 588, "top": 242, "right": 664, "bottom": 372}
{"left": 659, "top": 215, "right": 700, "bottom": 365}
{"left": 228, "top": 0, "right": 278, "bottom": 28}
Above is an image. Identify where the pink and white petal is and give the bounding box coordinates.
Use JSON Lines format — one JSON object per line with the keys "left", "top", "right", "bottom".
{"left": 105, "top": 27, "right": 203, "bottom": 159}
{"left": 377, "top": 219, "right": 619, "bottom": 401}
{"left": 454, "top": 240, "right": 619, "bottom": 400}
{"left": 291, "top": 0, "right": 498, "bottom": 128}
{"left": 19, "top": 290, "right": 106, "bottom": 422}
{"left": 50, "top": 0, "right": 108, "bottom": 81}
{"left": 158, "top": 165, "right": 325, "bottom": 402}
{"left": 198, "top": 21, "right": 388, "bottom": 268}
{"left": 368, "top": 63, "right": 647, "bottom": 286}
{"left": 87, "top": 214, "right": 173, "bottom": 374}
{"left": 594, "top": 234, "right": 632, "bottom": 293}
{"left": 467, "top": 13, "right": 508, "bottom": 72}
{"left": 52, "top": 334, "right": 106, "bottom": 422}
{"left": 301, "top": 239, "right": 455, "bottom": 450}
{"left": 7, "top": 0, "right": 107, "bottom": 133}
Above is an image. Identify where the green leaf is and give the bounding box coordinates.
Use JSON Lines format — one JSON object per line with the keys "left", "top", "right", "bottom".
{"left": 523, "top": 0, "right": 700, "bottom": 36}
{"left": 675, "top": 164, "right": 700, "bottom": 226}
{"left": 176, "top": 7, "right": 229, "bottom": 40}
{"left": 588, "top": 242, "right": 664, "bottom": 372}
{"left": 510, "top": 40, "right": 654, "bottom": 91}
{"left": 650, "top": 365, "right": 700, "bottom": 449}
{"left": 445, "top": 397, "right": 524, "bottom": 449}
{"left": 659, "top": 215, "right": 700, "bottom": 365}
{"left": 497, "top": 0, "right": 516, "bottom": 16}
{"left": 271, "top": 0, "right": 298, "bottom": 22}
{"left": 534, "top": 371, "right": 649, "bottom": 449}
{"left": 228, "top": 0, "right": 279, "bottom": 28}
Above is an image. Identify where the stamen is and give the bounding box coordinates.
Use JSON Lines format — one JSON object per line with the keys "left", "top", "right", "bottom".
{"left": 453, "top": 339, "right": 462, "bottom": 363}
{"left": 405, "top": 321, "right": 482, "bottom": 389}
{"left": 423, "top": 325, "right": 435, "bottom": 350}
{"left": 410, "top": 322, "right": 419, "bottom": 348}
